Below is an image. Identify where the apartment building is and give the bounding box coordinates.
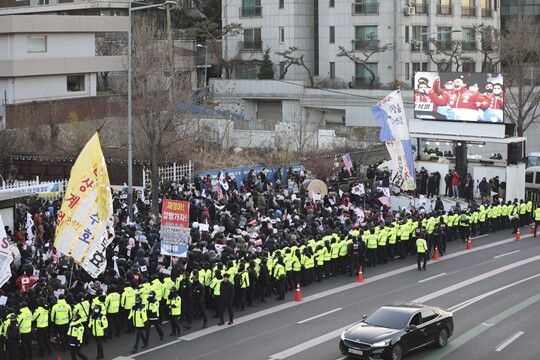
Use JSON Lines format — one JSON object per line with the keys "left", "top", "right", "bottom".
{"left": 222, "top": 0, "right": 500, "bottom": 87}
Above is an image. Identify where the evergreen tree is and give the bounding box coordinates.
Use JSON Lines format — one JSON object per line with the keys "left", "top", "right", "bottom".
{"left": 258, "top": 47, "right": 274, "bottom": 79}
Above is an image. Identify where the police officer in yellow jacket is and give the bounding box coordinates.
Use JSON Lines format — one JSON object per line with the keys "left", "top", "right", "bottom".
{"left": 33, "top": 297, "right": 52, "bottom": 357}
{"left": 105, "top": 284, "right": 121, "bottom": 338}
{"left": 51, "top": 294, "right": 72, "bottom": 351}
{"left": 17, "top": 301, "right": 33, "bottom": 360}
{"left": 129, "top": 297, "right": 148, "bottom": 353}
{"left": 167, "top": 290, "right": 182, "bottom": 336}
{"left": 145, "top": 291, "right": 164, "bottom": 342}
{"left": 88, "top": 307, "right": 108, "bottom": 360}
{"left": 67, "top": 313, "right": 88, "bottom": 360}
{"left": 416, "top": 236, "right": 428, "bottom": 271}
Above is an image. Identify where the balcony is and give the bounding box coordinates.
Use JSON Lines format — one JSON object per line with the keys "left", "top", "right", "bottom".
{"left": 481, "top": 8, "right": 493, "bottom": 18}
{"left": 462, "top": 41, "right": 476, "bottom": 52}
{"left": 461, "top": 6, "right": 476, "bottom": 17}
{"left": 412, "top": 2, "right": 428, "bottom": 14}
{"left": 351, "top": 76, "right": 380, "bottom": 88}
{"left": 239, "top": 6, "right": 262, "bottom": 17}
{"left": 353, "top": 39, "right": 380, "bottom": 51}
{"left": 436, "top": 4, "right": 453, "bottom": 15}
{"left": 239, "top": 40, "right": 263, "bottom": 52}
{"left": 351, "top": 2, "right": 379, "bottom": 15}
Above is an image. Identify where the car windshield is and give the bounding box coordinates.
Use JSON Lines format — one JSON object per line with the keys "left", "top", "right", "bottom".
{"left": 363, "top": 308, "right": 411, "bottom": 330}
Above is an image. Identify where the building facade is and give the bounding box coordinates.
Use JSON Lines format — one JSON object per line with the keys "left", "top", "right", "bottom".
{"left": 223, "top": 0, "right": 500, "bottom": 87}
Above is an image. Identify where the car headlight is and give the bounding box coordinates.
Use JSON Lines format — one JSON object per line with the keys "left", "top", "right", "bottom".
{"left": 372, "top": 340, "right": 391, "bottom": 348}
{"left": 341, "top": 332, "right": 346, "bottom": 341}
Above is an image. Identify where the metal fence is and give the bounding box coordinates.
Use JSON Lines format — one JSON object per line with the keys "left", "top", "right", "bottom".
{"left": 142, "top": 161, "right": 194, "bottom": 187}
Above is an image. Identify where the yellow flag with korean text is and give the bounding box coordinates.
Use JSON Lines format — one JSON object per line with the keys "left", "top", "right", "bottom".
{"left": 54, "top": 132, "right": 113, "bottom": 278}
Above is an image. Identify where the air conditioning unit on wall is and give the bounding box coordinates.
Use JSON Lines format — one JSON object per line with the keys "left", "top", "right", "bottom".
{"left": 404, "top": 6, "right": 415, "bottom": 15}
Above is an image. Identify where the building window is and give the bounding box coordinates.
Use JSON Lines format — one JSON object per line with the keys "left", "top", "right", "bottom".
{"left": 405, "top": 63, "right": 410, "bottom": 80}
{"left": 27, "top": 35, "right": 47, "bottom": 53}
{"left": 354, "top": 63, "right": 378, "bottom": 86}
{"left": 353, "top": 0, "right": 378, "bottom": 15}
{"left": 437, "top": 0, "right": 453, "bottom": 15}
{"left": 462, "top": 62, "right": 475, "bottom": 72}
{"left": 243, "top": 28, "right": 262, "bottom": 50}
{"left": 412, "top": 62, "right": 427, "bottom": 73}
{"left": 330, "top": 0, "right": 334, "bottom": 7}
{"left": 279, "top": 0, "right": 284, "bottom": 9}
{"left": 462, "top": 27, "right": 476, "bottom": 51}
{"left": 412, "top": 26, "right": 428, "bottom": 51}
{"left": 330, "top": 62, "right": 335, "bottom": 79}
{"left": 329, "top": 26, "right": 335, "bottom": 44}
{"left": 67, "top": 75, "right": 85, "bottom": 92}
{"left": 461, "top": 0, "right": 476, "bottom": 17}
{"left": 437, "top": 26, "right": 453, "bottom": 50}
{"left": 354, "top": 26, "right": 378, "bottom": 50}
{"left": 279, "top": 27, "right": 285, "bottom": 43}
{"left": 38, "top": 0, "right": 49, "bottom": 4}
{"left": 241, "top": 0, "right": 262, "bottom": 17}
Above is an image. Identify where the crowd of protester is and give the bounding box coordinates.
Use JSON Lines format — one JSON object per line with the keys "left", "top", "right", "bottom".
{"left": 0, "top": 165, "right": 534, "bottom": 359}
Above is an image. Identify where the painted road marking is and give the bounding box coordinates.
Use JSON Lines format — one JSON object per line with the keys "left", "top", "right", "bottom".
{"left": 297, "top": 308, "right": 342, "bottom": 324}
{"left": 419, "top": 273, "right": 447, "bottom": 283}
{"left": 448, "top": 273, "right": 540, "bottom": 312}
{"left": 422, "top": 293, "right": 540, "bottom": 360}
{"left": 268, "top": 323, "right": 355, "bottom": 359}
{"left": 494, "top": 250, "right": 520, "bottom": 258}
{"left": 495, "top": 331, "right": 524, "bottom": 352}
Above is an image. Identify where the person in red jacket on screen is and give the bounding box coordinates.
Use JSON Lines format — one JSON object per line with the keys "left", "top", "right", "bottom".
{"left": 429, "top": 75, "right": 489, "bottom": 121}
{"left": 482, "top": 83, "right": 504, "bottom": 122}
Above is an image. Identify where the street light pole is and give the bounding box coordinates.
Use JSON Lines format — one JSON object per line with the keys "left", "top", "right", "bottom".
{"left": 196, "top": 43, "right": 208, "bottom": 91}
{"left": 127, "top": 0, "right": 177, "bottom": 220}
{"left": 419, "top": 29, "right": 461, "bottom": 72}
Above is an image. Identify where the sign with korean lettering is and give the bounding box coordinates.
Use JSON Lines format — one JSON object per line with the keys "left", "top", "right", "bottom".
{"left": 0, "top": 182, "right": 61, "bottom": 197}
{"left": 53, "top": 132, "right": 113, "bottom": 278}
{"left": 160, "top": 199, "right": 190, "bottom": 257}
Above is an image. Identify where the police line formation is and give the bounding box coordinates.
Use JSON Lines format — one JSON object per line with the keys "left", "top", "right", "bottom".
{"left": 3, "top": 192, "right": 540, "bottom": 360}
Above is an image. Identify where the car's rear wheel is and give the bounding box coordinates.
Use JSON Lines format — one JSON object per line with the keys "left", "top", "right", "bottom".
{"left": 386, "top": 342, "right": 403, "bottom": 360}
{"left": 436, "top": 327, "right": 449, "bottom": 348}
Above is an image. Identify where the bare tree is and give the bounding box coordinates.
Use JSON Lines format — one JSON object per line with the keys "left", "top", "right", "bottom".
{"left": 474, "top": 24, "right": 501, "bottom": 73}
{"left": 131, "top": 14, "right": 197, "bottom": 215}
{"left": 500, "top": 16, "right": 540, "bottom": 136}
{"left": 96, "top": 32, "right": 126, "bottom": 91}
{"left": 197, "top": 20, "right": 242, "bottom": 79}
{"left": 337, "top": 39, "right": 390, "bottom": 88}
{"left": 276, "top": 47, "right": 314, "bottom": 87}
{"left": 426, "top": 39, "right": 471, "bottom": 72}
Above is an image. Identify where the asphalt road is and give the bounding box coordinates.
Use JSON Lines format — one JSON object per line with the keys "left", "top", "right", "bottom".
{"left": 55, "top": 226, "right": 540, "bottom": 360}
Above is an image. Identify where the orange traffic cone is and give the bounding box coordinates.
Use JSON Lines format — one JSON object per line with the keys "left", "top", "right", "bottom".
{"left": 58, "top": 356, "right": 62, "bottom": 360}
{"left": 531, "top": 223, "right": 535, "bottom": 235}
{"left": 433, "top": 246, "right": 440, "bottom": 261}
{"left": 466, "top": 236, "right": 472, "bottom": 250}
{"left": 356, "top": 266, "right": 364, "bottom": 282}
{"left": 294, "top": 283, "right": 302, "bottom": 301}
{"left": 516, "top": 228, "right": 521, "bottom": 241}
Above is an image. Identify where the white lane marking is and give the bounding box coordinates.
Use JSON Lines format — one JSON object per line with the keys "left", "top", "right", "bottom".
{"left": 482, "top": 323, "right": 495, "bottom": 327}
{"left": 413, "top": 254, "right": 540, "bottom": 304}
{"left": 112, "top": 357, "right": 134, "bottom": 360}
{"left": 419, "top": 273, "right": 447, "bottom": 283}
{"left": 335, "top": 357, "right": 348, "bottom": 360}
{"left": 268, "top": 322, "right": 355, "bottom": 359}
{"left": 473, "top": 234, "right": 489, "bottom": 239}
{"left": 131, "top": 339, "right": 183, "bottom": 358}
{"left": 494, "top": 250, "right": 520, "bottom": 258}
{"left": 447, "top": 273, "right": 540, "bottom": 312}
{"left": 495, "top": 331, "right": 524, "bottom": 352}
{"left": 297, "top": 308, "right": 342, "bottom": 324}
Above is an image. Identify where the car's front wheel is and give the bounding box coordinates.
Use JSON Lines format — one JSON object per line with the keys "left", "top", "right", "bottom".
{"left": 385, "top": 342, "right": 403, "bottom": 360}
{"left": 436, "top": 327, "right": 449, "bottom": 348}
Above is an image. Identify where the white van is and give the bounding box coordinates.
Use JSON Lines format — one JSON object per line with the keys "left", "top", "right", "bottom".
{"left": 525, "top": 153, "right": 540, "bottom": 168}
{"left": 525, "top": 166, "right": 540, "bottom": 190}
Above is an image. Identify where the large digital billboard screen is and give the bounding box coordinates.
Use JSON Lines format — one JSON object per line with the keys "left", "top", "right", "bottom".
{"left": 413, "top": 72, "right": 504, "bottom": 123}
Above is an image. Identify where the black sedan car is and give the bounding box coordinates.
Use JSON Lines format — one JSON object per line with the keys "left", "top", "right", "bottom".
{"left": 339, "top": 303, "right": 454, "bottom": 360}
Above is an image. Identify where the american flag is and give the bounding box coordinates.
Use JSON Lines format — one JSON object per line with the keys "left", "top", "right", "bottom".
{"left": 342, "top": 153, "right": 353, "bottom": 170}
